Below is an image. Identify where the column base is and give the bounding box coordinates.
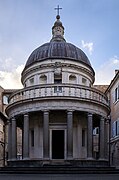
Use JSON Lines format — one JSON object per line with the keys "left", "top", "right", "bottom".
{"left": 87, "top": 157, "right": 94, "bottom": 160}
{"left": 23, "top": 157, "right": 29, "bottom": 160}
{"left": 67, "top": 157, "right": 73, "bottom": 160}
{"left": 99, "top": 158, "right": 107, "bottom": 161}
{"left": 43, "top": 157, "right": 50, "bottom": 160}
{"left": 10, "top": 158, "right": 17, "bottom": 161}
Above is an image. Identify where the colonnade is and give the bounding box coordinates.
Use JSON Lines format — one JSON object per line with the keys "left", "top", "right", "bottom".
{"left": 8, "top": 111, "right": 108, "bottom": 161}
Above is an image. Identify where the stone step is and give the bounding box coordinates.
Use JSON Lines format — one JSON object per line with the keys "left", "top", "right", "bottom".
{"left": 0, "top": 166, "right": 118, "bottom": 174}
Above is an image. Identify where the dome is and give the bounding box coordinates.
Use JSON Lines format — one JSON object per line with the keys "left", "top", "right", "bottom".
{"left": 25, "top": 41, "right": 91, "bottom": 68}
{"left": 24, "top": 15, "right": 92, "bottom": 69}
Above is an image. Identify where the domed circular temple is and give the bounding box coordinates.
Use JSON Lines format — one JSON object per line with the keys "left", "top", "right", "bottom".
{"left": 6, "top": 13, "right": 110, "bottom": 167}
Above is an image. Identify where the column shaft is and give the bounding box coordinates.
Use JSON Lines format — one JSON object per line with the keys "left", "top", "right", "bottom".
{"left": 104, "top": 120, "right": 108, "bottom": 159}
{"left": 67, "top": 110, "right": 73, "bottom": 159}
{"left": 8, "top": 119, "right": 12, "bottom": 160}
{"left": 43, "top": 111, "right": 49, "bottom": 159}
{"left": 99, "top": 116, "right": 105, "bottom": 159}
{"left": 23, "top": 114, "right": 29, "bottom": 159}
{"left": 11, "top": 117, "right": 17, "bottom": 160}
{"left": 87, "top": 113, "right": 93, "bottom": 159}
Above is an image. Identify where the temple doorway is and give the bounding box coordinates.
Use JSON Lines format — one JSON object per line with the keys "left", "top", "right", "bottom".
{"left": 52, "top": 130, "right": 64, "bottom": 159}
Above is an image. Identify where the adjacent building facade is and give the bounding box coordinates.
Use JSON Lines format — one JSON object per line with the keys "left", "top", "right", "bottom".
{"left": 5, "top": 15, "right": 110, "bottom": 167}
{"left": 106, "top": 70, "right": 119, "bottom": 167}
{"left": 0, "top": 86, "right": 22, "bottom": 166}
{"left": 0, "top": 86, "right": 10, "bottom": 166}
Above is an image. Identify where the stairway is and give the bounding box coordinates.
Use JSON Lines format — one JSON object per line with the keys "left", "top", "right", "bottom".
{"left": 0, "top": 166, "right": 119, "bottom": 174}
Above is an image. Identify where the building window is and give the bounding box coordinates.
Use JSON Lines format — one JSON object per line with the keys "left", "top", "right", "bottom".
{"left": 118, "top": 86, "right": 119, "bottom": 100}
{"left": 3, "top": 95, "right": 9, "bottom": 105}
{"left": 115, "top": 87, "right": 118, "bottom": 102}
{"left": 112, "top": 120, "right": 119, "bottom": 137}
{"left": 54, "top": 74, "right": 62, "bottom": 93}
{"left": 31, "top": 129, "right": 34, "bottom": 147}
{"left": 82, "top": 129, "right": 85, "bottom": 147}
{"left": 117, "top": 120, "right": 119, "bottom": 135}
{"left": 115, "top": 86, "right": 119, "bottom": 102}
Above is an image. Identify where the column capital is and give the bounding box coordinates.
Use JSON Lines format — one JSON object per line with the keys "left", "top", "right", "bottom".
{"left": 87, "top": 112, "right": 93, "bottom": 117}
{"left": 100, "top": 116, "right": 105, "bottom": 121}
{"left": 7, "top": 119, "right": 11, "bottom": 124}
{"left": 24, "top": 113, "right": 29, "bottom": 122}
{"left": 23, "top": 113, "right": 29, "bottom": 116}
{"left": 67, "top": 110, "right": 74, "bottom": 115}
{"left": 43, "top": 110, "right": 50, "bottom": 116}
{"left": 105, "top": 118, "right": 111, "bottom": 125}
{"left": 11, "top": 117, "right": 16, "bottom": 121}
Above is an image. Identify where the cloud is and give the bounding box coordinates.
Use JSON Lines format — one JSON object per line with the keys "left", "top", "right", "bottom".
{"left": 81, "top": 40, "right": 93, "bottom": 55}
{"left": 0, "top": 57, "right": 16, "bottom": 71}
{"left": 0, "top": 64, "right": 24, "bottom": 89}
{"left": 0, "top": 57, "right": 24, "bottom": 89}
{"left": 95, "top": 56, "right": 119, "bottom": 85}
{"left": 0, "top": 55, "right": 118, "bottom": 88}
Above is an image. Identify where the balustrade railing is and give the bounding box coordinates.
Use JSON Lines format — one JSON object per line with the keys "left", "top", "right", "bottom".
{"left": 8, "top": 84, "right": 109, "bottom": 106}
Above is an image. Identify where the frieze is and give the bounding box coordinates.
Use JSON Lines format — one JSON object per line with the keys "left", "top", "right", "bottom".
{"left": 7, "top": 97, "right": 108, "bottom": 119}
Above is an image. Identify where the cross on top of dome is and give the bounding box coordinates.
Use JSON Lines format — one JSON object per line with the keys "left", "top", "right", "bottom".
{"left": 51, "top": 5, "right": 65, "bottom": 42}
{"left": 54, "top": 5, "right": 62, "bottom": 19}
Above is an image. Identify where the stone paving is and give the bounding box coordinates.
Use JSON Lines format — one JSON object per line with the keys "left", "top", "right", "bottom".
{"left": 0, "top": 174, "right": 119, "bottom": 180}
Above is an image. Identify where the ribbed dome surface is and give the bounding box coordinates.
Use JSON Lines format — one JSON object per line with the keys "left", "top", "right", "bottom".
{"left": 25, "top": 41, "right": 91, "bottom": 68}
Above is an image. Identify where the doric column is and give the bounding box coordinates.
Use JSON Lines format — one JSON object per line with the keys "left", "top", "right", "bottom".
{"left": 23, "top": 113, "right": 29, "bottom": 159}
{"left": 8, "top": 119, "right": 12, "bottom": 160}
{"left": 11, "top": 117, "right": 17, "bottom": 160}
{"left": 87, "top": 113, "right": 93, "bottom": 159}
{"left": 43, "top": 110, "right": 49, "bottom": 159}
{"left": 67, "top": 110, "right": 73, "bottom": 159}
{"left": 99, "top": 116, "right": 105, "bottom": 160}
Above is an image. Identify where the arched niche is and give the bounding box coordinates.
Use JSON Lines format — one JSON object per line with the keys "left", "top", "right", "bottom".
{"left": 39, "top": 74, "right": 47, "bottom": 84}
{"left": 69, "top": 74, "right": 76, "bottom": 84}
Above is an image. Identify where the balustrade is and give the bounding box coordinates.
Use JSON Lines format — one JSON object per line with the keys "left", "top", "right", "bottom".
{"left": 8, "top": 84, "right": 109, "bottom": 107}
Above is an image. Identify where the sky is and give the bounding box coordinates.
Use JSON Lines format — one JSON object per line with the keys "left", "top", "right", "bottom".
{"left": 0, "top": 0, "right": 119, "bottom": 89}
